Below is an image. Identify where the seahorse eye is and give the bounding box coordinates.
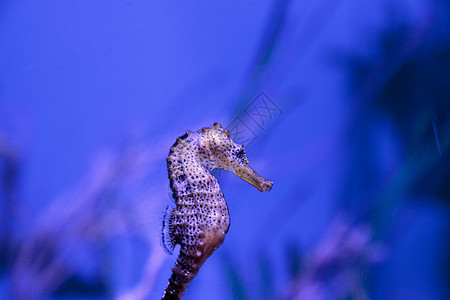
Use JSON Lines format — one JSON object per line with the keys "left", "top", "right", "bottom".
{"left": 236, "top": 149, "right": 245, "bottom": 160}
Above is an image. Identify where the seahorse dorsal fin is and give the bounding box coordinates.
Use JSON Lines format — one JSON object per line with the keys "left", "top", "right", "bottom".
{"left": 161, "top": 205, "right": 175, "bottom": 255}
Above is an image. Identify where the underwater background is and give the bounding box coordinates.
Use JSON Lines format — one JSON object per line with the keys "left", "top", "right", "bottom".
{"left": 0, "top": 0, "right": 449, "bottom": 299}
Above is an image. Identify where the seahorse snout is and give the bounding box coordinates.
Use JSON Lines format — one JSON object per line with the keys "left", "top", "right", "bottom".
{"left": 235, "top": 165, "right": 273, "bottom": 192}
{"left": 259, "top": 179, "right": 274, "bottom": 192}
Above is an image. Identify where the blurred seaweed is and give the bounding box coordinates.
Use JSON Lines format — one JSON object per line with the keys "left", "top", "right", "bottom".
{"left": 0, "top": 133, "right": 20, "bottom": 272}
{"left": 337, "top": 0, "right": 450, "bottom": 254}
{"left": 337, "top": 0, "right": 450, "bottom": 297}
{"left": 0, "top": 133, "right": 172, "bottom": 299}
{"left": 220, "top": 216, "right": 385, "bottom": 300}
{"left": 284, "top": 217, "right": 385, "bottom": 300}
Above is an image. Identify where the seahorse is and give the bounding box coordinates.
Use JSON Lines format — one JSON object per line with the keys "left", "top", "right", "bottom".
{"left": 161, "top": 122, "right": 273, "bottom": 300}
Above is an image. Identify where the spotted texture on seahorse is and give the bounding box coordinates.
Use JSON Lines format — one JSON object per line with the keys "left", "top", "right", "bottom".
{"left": 161, "top": 123, "right": 273, "bottom": 300}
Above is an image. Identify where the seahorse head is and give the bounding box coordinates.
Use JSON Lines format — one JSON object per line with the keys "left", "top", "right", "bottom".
{"left": 197, "top": 122, "right": 273, "bottom": 192}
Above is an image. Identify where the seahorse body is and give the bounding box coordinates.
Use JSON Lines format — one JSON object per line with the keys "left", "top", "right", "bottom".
{"left": 161, "top": 123, "right": 273, "bottom": 300}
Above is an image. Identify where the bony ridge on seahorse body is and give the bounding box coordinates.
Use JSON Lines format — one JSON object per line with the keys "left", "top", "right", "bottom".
{"left": 161, "top": 122, "right": 273, "bottom": 300}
